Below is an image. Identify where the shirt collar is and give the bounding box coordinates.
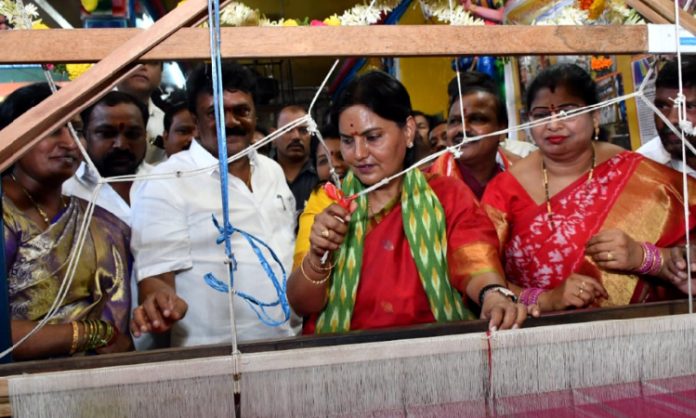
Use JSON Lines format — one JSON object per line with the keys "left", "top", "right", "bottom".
{"left": 189, "top": 139, "right": 258, "bottom": 174}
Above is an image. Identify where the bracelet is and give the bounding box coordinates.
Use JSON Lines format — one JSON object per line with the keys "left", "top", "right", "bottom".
{"left": 306, "top": 254, "right": 334, "bottom": 273}
{"left": 69, "top": 321, "right": 80, "bottom": 354}
{"left": 300, "top": 257, "right": 332, "bottom": 285}
{"left": 636, "top": 243, "right": 663, "bottom": 276}
{"left": 519, "top": 287, "right": 545, "bottom": 306}
{"left": 478, "top": 284, "right": 517, "bottom": 306}
{"left": 79, "top": 319, "right": 115, "bottom": 351}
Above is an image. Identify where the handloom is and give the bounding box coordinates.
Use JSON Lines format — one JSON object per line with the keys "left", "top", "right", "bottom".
{"left": 0, "top": 300, "right": 693, "bottom": 417}
{"left": 0, "top": 0, "right": 695, "bottom": 417}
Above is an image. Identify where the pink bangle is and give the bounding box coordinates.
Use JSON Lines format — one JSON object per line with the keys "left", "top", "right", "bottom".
{"left": 520, "top": 287, "right": 544, "bottom": 306}
{"left": 636, "top": 243, "right": 663, "bottom": 276}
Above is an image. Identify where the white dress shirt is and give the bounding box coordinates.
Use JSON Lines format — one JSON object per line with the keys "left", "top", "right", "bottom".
{"left": 637, "top": 136, "right": 696, "bottom": 178}
{"left": 62, "top": 161, "right": 153, "bottom": 226}
{"left": 131, "top": 140, "right": 297, "bottom": 347}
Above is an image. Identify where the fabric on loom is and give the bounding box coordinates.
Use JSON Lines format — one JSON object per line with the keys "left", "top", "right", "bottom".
{"left": 3, "top": 195, "right": 131, "bottom": 334}
{"left": 481, "top": 151, "right": 696, "bottom": 306}
{"left": 302, "top": 170, "right": 502, "bottom": 334}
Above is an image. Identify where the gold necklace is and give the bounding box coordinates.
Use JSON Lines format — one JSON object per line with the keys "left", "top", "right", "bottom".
{"left": 10, "top": 174, "right": 65, "bottom": 225}
{"left": 542, "top": 143, "right": 596, "bottom": 228}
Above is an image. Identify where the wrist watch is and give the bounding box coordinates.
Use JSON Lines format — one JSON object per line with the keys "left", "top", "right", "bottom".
{"left": 478, "top": 284, "right": 518, "bottom": 306}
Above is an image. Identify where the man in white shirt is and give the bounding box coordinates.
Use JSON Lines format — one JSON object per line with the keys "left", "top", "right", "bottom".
{"left": 638, "top": 57, "right": 696, "bottom": 178}
{"left": 63, "top": 91, "right": 151, "bottom": 226}
{"left": 130, "top": 62, "right": 297, "bottom": 347}
{"left": 117, "top": 62, "right": 166, "bottom": 165}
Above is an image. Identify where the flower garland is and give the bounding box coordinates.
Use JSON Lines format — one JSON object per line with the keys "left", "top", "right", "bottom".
{"left": 0, "top": 0, "right": 37, "bottom": 29}
{"left": 178, "top": 0, "right": 484, "bottom": 27}
{"left": 533, "top": 0, "right": 644, "bottom": 25}
{"left": 418, "top": 0, "right": 484, "bottom": 26}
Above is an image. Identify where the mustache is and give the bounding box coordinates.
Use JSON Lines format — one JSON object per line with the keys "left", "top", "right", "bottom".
{"left": 104, "top": 149, "right": 136, "bottom": 162}
{"left": 451, "top": 130, "right": 476, "bottom": 144}
{"left": 658, "top": 127, "right": 696, "bottom": 139}
{"left": 226, "top": 126, "right": 247, "bottom": 137}
{"left": 287, "top": 139, "right": 305, "bottom": 149}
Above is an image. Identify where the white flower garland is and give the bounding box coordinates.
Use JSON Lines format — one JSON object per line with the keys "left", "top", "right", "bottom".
{"left": 419, "top": 0, "right": 484, "bottom": 26}
{"left": 220, "top": 0, "right": 482, "bottom": 27}
{"left": 0, "top": 0, "right": 38, "bottom": 29}
{"left": 535, "top": 0, "right": 644, "bottom": 25}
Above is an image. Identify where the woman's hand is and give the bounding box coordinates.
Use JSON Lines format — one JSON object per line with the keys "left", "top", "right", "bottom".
{"left": 662, "top": 246, "right": 696, "bottom": 294}
{"left": 480, "top": 291, "right": 527, "bottom": 331}
{"left": 96, "top": 331, "right": 133, "bottom": 354}
{"left": 539, "top": 273, "right": 608, "bottom": 311}
{"left": 308, "top": 203, "right": 352, "bottom": 259}
{"left": 586, "top": 229, "right": 643, "bottom": 272}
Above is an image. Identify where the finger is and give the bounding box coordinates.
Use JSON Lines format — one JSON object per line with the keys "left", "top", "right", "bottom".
{"left": 130, "top": 319, "right": 141, "bottom": 338}
{"left": 143, "top": 297, "right": 166, "bottom": 330}
{"left": 513, "top": 304, "right": 528, "bottom": 329}
{"left": 586, "top": 231, "right": 616, "bottom": 247}
{"left": 487, "top": 306, "right": 504, "bottom": 331}
{"left": 567, "top": 294, "right": 587, "bottom": 308}
{"left": 585, "top": 242, "right": 617, "bottom": 256}
{"left": 171, "top": 298, "right": 188, "bottom": 321}
{"left": 498, "top": 304, "right": 518, "bottom": 330}
{"left": 154, "top": 292, "right": 175, "bottom": 319}
{"left": 131, "top": 306, "right": 151, "bottom": 334}
{"left": 671, "top": 247, "right": 687, "bottom": 270}
{"left": 528, "top": 304, "right": 541, "bottom": 318}
{"left": 315, "top": 212, "right": 350, "bottom": 237}
{"left": 582, "top": 276, "right": 609, "bottom": 299}
{"left": 324, "top": 203, "right": 351, "bottom": 222}
{"left": 310, "top": 235, "right": 342, "bottom": 252}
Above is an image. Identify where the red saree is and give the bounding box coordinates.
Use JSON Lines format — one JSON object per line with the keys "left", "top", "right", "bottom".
{"left": 302, "top": 174, "right": 502, "bottom": 333}
{"left": 481, "top": 151, "right": 696, "bottom": 306}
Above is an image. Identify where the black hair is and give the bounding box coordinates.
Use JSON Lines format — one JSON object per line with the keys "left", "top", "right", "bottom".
{"left": 186, "top": 61, "right": 257, "bottom": 115}
{"left": 0, "top": 82, "right": 54, "bottom": 130}
{"left": 331, "top": 71, "right": 415, "bottom": 167}
{"left": 656, "top": 56, "right": 696, "bottom": 90}
{"left": 525, "top": 63, "right": 599, "bottom": 111}
{"left": 81, "top": 91, "right": 149, "bottom": 130}
{"left": 320, "top": 123, "right": 340, "bottom": 139}
{"left": 448, "top": 71, "right": 508, "bottom": 126}
{"left": 332, "top": 71, "right": 412, "bottom": 128}
{"left": 163, "top": 101, "right": 191, "bottom": 133}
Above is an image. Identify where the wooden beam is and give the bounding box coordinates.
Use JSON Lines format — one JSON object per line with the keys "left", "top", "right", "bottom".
{"left": 0, "top": 25, "right": 650, "bottom": 65}
{"left": 626, "top": 0, "right": 671, "bottom": 24}
{"left": 0, "top": 0, "right": 220, "bottom": 172}
{"left": 642, "top": 0, "right": 696, "bottom": 35}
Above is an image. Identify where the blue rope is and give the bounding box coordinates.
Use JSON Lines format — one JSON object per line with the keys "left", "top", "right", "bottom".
{"left": 204, "top": 216, "right": 290, "bottom": 327}
{"left": 204, "top": 0, "right": 290, "bottom": 327}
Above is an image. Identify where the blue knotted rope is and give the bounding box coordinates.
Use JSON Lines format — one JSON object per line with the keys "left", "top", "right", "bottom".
{"left": 204, "top": 0, "right": 290, "bottom": 327}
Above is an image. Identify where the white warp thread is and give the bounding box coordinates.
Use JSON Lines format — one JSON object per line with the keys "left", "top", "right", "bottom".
{"left": 9, "top": 314, "right": 696, "bottom": 417}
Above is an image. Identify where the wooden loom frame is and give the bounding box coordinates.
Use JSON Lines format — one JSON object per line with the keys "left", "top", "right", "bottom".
{"left": 0, "top": 0, "right": 695, "bottom": 415}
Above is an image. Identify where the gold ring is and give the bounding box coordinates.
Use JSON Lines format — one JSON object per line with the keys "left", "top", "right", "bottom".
{"left": 321, "top": 229, "right": 330, "bottom": 239}
{"left": 579, "top": 288, "right": 584, "bottom": 295}
{"left": 581, "top": 281, "right": 587, "bottom": 290}
{"left": 606, "top": 251, "right": 614, "bottom": 261}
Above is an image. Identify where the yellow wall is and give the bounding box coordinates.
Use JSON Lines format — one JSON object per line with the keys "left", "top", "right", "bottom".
{"left": 396, "top": 3, "right": 455, "bottom": 118}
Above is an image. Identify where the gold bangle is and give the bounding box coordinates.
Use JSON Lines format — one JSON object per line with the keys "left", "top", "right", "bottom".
{"left": 69, "top": 321, "right": 80, "bottom": 354}
{"left": 306, "top": 254, "right": 334, "bottom": 272}
{"left": 300, "top": 257, "right": 331, "bottom": 285}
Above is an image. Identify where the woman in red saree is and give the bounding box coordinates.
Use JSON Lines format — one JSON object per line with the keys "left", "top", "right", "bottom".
{"left": 287, "top": 71, "right": 527, "bottom": 334}
{"left": 481, "top": 64, "right": 696, "bottom": 312}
